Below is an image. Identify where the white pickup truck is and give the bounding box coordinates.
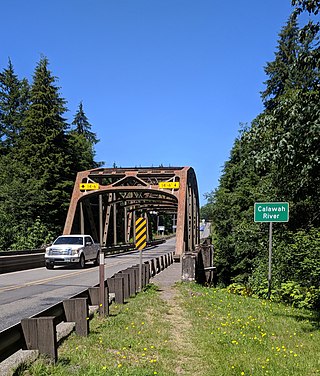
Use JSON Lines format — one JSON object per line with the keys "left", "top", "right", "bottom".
{"left": 45, "top": 235, "right": 100, "bottom": 269}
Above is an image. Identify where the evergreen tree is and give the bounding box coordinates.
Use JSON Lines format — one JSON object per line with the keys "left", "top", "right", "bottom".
{"left": 0, "top": 155, "right": 48, "bottom": 250}
{"left": 68, "top": 101, "right": 101, "bottom": 173}
{"left": 207, "top": 6, "right": 320, "bottom": 292}
{"left": 292, "top": 0, "right": 320, "bottom": 14}
{"left": 260, "top": 14, "right": 316, "bottom": 108}
{"left": 255, "top": 12, "right": 319, "bottom": 229}
{"left": 71, "top": 101, "right": 98, "bottom": 144}
{"left": 0, "top": 59, "right": 29, "bottom": 153}
{"left": 18, "top": 56, "right": 72, "bottom": 232}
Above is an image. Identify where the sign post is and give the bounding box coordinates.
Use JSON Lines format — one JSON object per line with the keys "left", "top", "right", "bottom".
{"left": 254, "top": 202, "right": 289, "bottom": 299}
{"left": 99, "top": 195, "right": 105, "bottom": 316}
{"left": 268, "top": 222, "right": 273, "bottom": 300}
{"left": 135, "top": 217, "right": 147, "bottom": 291}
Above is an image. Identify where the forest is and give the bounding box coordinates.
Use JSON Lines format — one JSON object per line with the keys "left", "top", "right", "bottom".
{"left": 0, "top": 57, "right": 100, "bottom": 251}
{"left": 202, "top": 0, "right": 320, "bottom": 308}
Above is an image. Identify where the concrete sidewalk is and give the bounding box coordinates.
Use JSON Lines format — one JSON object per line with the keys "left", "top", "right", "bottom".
{"left": 150, "top": 261, "right": 182, "bottom": 300}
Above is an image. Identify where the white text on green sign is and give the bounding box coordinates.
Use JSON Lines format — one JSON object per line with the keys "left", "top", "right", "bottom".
{"left": 254, "top": 202, "right": 289, "bottom": 222}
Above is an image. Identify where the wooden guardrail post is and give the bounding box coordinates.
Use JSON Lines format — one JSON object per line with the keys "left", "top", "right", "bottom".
{"left": 21, "top": 316, "right": 58, "bottom": 362}
{"left": 165, "top": 254, "right": 169, "bottom": 268}
{"left": 130, "top": 266, "right": 139, "bottom": 290}
{"left": 114, "top": 273, "right": 130, "bottom": 301}
{"left": 107, "top": 277, "right": 124, "bottom": 304}
{"left": 120, "top": 269, "right": 136, "bottom": 297}
{"left": 144, "top": 262, "right": 150, "bottom": 285}
{"left": 131, "top": 265, "right": 146, "bottom": 289}
{"left": 63, "top": 298, "right": 89, "bottom": 336}
{"left": 143, "top": 263, "right": 148, "bottom": 286}
{"left": 88, "top": 286, "right": 110, "bottom": 316}
{"left": 88, "top": 286, "right": 99, "bottom": 306}
{"left": 130, "top": 266, "right": 140, "bottom": 293}
{"left": 149, "top": 258, "right": 156, "bottom": 276}
{"left": 161, "top": 255, "right": 165, "bottom": 270}
{"left": 155, "top": 257, "right": 160, "bottom": 273}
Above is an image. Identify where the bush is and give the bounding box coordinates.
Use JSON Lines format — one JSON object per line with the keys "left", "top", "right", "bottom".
{"left": 226, "top": 283, "right": 251, "bottom": 296}
{"left": 277, "top": 281, "right": 320, "bottom": 309}
{"left": 10, "top": 217, "right": 54, "bottom": 250}
{"left": 273, "top": 228, "right": 320, "bottom": 288}
{"left": 226, "top": 280, "right": 320, "bottom": 310}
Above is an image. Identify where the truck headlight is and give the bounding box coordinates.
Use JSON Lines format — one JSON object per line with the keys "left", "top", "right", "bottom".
{"left": 72, "top": 248, "right": 82, "bottom": 255}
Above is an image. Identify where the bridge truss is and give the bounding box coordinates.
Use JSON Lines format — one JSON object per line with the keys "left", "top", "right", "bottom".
{"left": 63, "top": 167, "right": 200, "bottom": 255}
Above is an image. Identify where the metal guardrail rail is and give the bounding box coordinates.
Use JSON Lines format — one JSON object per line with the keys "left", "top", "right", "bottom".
{"left": 0, "top": 240, "right": 165, "bottom": 274}
{"left": 0, "top": 249, "right": 174, "bottom": 369}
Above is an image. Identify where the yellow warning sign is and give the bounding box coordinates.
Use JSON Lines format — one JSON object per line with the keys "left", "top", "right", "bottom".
{"left": 79, "top": 183, "right": 100, "bottom": 190}
{"left": 159, "top": 182, "right": 180, "bottom": 189}
{"left": 135, "top": 217, "right": 147, "bottom": 250}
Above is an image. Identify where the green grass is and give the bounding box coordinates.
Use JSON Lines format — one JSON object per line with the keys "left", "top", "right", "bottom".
{"left": 18, "top": 283, "right": 320, "bottom": 376}
{"left": 177, "top": 283, "right": 320, "bottom": 376}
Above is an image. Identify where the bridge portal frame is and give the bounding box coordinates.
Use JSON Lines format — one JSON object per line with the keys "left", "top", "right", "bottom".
{"left": 63, "top": 167, "right": 200, "bottom": 256}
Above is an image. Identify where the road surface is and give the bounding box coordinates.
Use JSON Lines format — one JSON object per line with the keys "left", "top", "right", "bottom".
{"left": 0, "top": 238, "right": 176, "bottom": 332}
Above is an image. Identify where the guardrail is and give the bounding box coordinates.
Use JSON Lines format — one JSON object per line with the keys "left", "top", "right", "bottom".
{"left": 0, "top": 240, "right": 166, "bottom": 274}
{"left": 0, "top": 251, "right": 174, "bottom": 374}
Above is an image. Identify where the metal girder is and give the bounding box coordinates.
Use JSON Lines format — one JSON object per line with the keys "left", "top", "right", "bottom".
{"left": 63, "top": 167, "right": 199, "bottom": 255}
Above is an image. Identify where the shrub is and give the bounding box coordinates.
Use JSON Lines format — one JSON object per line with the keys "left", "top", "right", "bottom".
{"left": 226, "top": 283, "right": 251, "bottom": 296}
{"left": 10, "top": 217, "right": 54, "bottom": 250}
{"left": 278, "top": 281, "right": 320, "bottom": 309}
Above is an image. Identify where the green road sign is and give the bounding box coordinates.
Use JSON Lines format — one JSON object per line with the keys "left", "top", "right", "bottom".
{"left": 254, "top": 202, "right": 289, "bottom": 222}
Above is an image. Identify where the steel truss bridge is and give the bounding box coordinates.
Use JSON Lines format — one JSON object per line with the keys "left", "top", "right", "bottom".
{"left": 63, "top": 167, "right": 200, "bottom": 256}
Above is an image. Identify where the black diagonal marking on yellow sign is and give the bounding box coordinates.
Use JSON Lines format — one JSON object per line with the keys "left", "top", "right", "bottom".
{"left": 135, "top": 218, "right": 147, "bottom": 250}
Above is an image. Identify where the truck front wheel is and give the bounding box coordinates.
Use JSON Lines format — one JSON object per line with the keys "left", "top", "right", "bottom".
{"left": 79, "top": 254, "right": 85, "bottom": 269}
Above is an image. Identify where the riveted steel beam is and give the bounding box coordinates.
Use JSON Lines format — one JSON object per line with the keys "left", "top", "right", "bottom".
{"left": 63, "top": 167, "right": 199, "bottom": 256}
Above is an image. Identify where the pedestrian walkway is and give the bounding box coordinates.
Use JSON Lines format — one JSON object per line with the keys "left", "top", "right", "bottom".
{"left": 150, "top": 261, "right": 182, "bottom": 300}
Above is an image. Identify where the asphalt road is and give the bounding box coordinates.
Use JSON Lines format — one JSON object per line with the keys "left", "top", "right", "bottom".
{"left": 0, "top": 238, "right": 176, "bottom": 332}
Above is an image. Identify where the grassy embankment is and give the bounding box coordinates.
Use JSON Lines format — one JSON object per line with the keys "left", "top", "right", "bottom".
{"left": 19, "top": 283, "right": 320, "bottom": 376}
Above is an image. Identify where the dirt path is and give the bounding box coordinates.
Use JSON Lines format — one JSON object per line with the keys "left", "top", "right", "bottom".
{"left": 152, "top": 264, "right": 208, "bottom": 375}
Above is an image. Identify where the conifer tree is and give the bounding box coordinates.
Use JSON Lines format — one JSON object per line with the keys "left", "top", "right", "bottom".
{"left": 292, "top": 0, "right": 320, "bottom": 14}
{"left": 261, "top": 14, "right": 302, "bottom": 108}
{"left": 256, "top": 11, "right": 319, "bottom": 229}
{"left": 71, "top": 101, "right": 98, "bottom": 144}
{"left": 207, "top": 5, "right": 320, "bottom": 289}
{"left": 18, "top": 56, "right": 72, "bottom": 231}
{"left": 0, "top": 59, "right": 29, "bottom": 153}
{"left": 68, "top": 101, "right": 101, "bottom": 173}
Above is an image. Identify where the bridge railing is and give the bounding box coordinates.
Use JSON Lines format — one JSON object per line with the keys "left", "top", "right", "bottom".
{"left": 0, "top": 240, "right": 166, "bottom": 274}
{"left": 181, "top": 237, "right": 215, "bottom": 284}
{"left": 0, "top": 251, "right": 174, "bottom": 372}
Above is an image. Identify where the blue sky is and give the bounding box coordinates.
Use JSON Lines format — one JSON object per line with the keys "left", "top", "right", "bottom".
{"left": 0, "top": 0, "right": 297, "bottom": 206}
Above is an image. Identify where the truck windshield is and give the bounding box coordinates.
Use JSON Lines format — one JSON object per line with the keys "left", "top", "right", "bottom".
{"left": 53, "top": 237, "right": 83, "bottom": 245}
